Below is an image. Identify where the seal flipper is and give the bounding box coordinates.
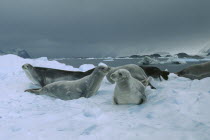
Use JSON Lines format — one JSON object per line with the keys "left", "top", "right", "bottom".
{"left": 161, "top": 71, "right": 170, "bottom": 80}
{"left": 138, "top": 98, "right": 144, "bottom": 105}
{"left": 159, "top": 75, "right": 162, "bottom": 81}
{"left": 144, "top": 76, "right": 156, "bottom": 89}
{"left": 25, "top": 88, "right": 42, "bottom": 95}
{"left": 113, "top": 97, "right": 118, "bottom": 105}
{"left": 149, "top": 83, "right": 156, "bottom": 89}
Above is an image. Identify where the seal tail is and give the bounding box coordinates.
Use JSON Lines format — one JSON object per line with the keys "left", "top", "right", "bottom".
{"left": 25, "top": 88, "right": 42, "bottom": 95}
{"left": 144, "top": 76, "right": 152, "bottom": 87}
{"left": 161, "top": 71, "right": 170, "bottom": 80}
{"left": 175, "top": 70, "right": 186, "bottom": 76}
{"left": 174, "top": 72, "right": 178, "bottom": 75}
{"left": 141, "top": 76, "right": 156, "bottom": 89}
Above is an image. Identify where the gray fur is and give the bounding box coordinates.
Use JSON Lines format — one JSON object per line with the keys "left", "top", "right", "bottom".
{"left": 111, "top": 69, "right": 151, "bottom": 105}
{"left": 177, "top": 61, "right": 210, "bottom": 80}
{"left": 25, "top": 65, "right": 110, "bottom": 100}
{"left": 106, "top": 64, "right": 154, "bottom": 88}
{"left": 22, "top": 64, "right": 94, "bottom": 87}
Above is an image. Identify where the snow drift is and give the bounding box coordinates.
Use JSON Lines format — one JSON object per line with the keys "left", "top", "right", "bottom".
{"left": 0, "top": 54, "right": 210, "bottom": 140}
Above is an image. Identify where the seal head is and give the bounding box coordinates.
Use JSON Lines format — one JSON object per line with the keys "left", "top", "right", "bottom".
{"left": 110, "top": 69, "right": 131, "bottom": 82}
{"left": 22, "top": 63, "right": 42, "bottom": 86}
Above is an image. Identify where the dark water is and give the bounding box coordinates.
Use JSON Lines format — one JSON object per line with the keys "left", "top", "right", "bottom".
{"left": 56, "top": 58, "right": 209, "bottom": 73}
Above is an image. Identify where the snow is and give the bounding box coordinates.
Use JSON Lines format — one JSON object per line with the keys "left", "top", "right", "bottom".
{"left": 0, "top": 54, "right": 210, "bottom": 140}
{"left": 103, "top": 57, "right": 114, "bottom": 61}
{"left": 79, "top": 64, "right": 95, "bottom": 72}
{"left": 138, "top": 56, "right": 160, "bottom": 65}
{"left": 86, "top": 57, "right": 95, "bottom": 60}
{"left": 103, "top": 59, "right": 114, "bottom": 61}
{"left": 166, "top": 55, "right": 187, "bottom": 64}
{"left": 138, "top": 55, "right": 188, "bottom": 65}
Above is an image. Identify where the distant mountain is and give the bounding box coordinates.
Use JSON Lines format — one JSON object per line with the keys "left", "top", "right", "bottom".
{"left": 199, "top": 42, "right": 210, "bottom": 55}
{"left": 150, "top": 53, "right": 161, "bottom": 58}
{"left": 0, "top": 48, "right": 31, "bottom": 58}
{"left": 129, "top": 53, "right": 161, "bottom": 59}
{"left": 129, "top": 55, "right": 143, "bottom": 58}
{"left": 176, "top": 53, "right": 190, "bottom": 58}
{"left": 166, "top": 55, "right": 172, "bottom": 57}
{"left": 0, "top": 50, "right": 6, "bottom": 55}
{"left": 155, "top": 52, "right": 170, "bottom": 56}
{"left": 176, "top": 52, "right": 203, "bottom": 59}
{"left": 9, "top": 49, "right": 31, "bottom": 58}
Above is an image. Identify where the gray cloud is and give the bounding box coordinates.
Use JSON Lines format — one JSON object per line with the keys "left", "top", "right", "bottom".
{"left": 0, "top": 0, "right": 210, "bottom": 57}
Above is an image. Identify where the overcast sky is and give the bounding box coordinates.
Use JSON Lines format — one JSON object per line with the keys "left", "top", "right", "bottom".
{"left": 0, "top": 0, "right": 210, "bottom": 58}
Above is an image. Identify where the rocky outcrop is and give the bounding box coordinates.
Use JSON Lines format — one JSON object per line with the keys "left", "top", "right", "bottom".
{"left": 129, "top": 55, "right": 143, "bottom": 58}
{"left": 0, "top": 50, "right": 6, "bottom": 55}
{"left": 150, "top": 54, "right": 161, "bottom": 58}
{"left": 176, "top": 53, "right": 203, "bottom": 59}
{"left": 0, "top": 48, "right": 31, "bottom": 58}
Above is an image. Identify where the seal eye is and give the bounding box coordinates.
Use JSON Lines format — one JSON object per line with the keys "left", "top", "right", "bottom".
{"left": 119, "top": 73, "right": 122, "bottom": 76}
{"left": 100, "top": 67, "right": 105, "bottom": 70}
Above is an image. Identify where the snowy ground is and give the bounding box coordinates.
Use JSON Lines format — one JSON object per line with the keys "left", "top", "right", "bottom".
{"left": 0, "top": 55, "right": 210, "bottom": 140}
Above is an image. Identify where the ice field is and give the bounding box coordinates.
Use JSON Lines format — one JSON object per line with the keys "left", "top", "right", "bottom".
{"left": 0, "top": 55, "right": 210, "bottom": 140}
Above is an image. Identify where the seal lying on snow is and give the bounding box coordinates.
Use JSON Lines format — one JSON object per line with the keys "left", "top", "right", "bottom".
{"left": 140, "top": 66, "right": 170, "bottom": 81}
{"left": 25, "top": 65, "right": 110, "bottom": 100}
{"left": 22, "top": 64, "right": 94, "bottom": 87}
{"left": 176, "top": 61, "right": 210, "bottom": 80}
{"left": 106, "top": 64, "right": 155, "bottom": 89}
{"left": 111, "top": 69, "right": 151, "bottom": 105}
